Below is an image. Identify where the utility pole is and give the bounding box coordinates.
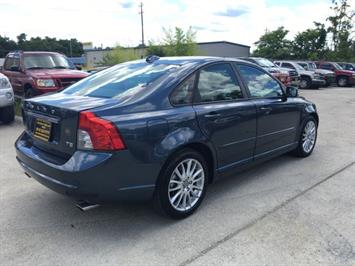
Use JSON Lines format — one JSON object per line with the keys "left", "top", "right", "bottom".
{"left": 139, "top": 2, "right": 145, "bottom": 47}
{"left": 69, "top": 39, "right": 73, "bottom": 57}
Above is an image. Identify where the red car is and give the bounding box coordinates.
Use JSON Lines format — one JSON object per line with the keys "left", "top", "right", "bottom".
{"left": 315, "top": 61, "right": 355, "bottom": 87}
{"left": 0, "top": 51, "right": 88, "bottom": 98}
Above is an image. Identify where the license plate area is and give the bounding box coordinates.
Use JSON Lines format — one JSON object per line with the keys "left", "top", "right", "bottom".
{"left": 33, "top": 118, "right": 52, "bottom": 142}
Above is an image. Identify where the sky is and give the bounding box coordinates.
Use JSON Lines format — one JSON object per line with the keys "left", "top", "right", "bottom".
{"left": 0, "top": 0, "right": 353, "bottom": 50}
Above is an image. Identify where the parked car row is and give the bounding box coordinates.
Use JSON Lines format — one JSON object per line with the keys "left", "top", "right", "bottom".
{"left": 239, "top": 57, "right": 355, "bottom": 89}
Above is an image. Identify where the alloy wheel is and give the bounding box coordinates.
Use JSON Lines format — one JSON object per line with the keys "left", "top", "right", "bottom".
{"left": 302, "top": 120, "right": 316, "bottom": 153}
{"left": 168, "top": 158, "right": 205, "bottom": 212}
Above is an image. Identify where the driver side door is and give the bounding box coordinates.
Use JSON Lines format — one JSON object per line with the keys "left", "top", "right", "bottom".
{"left": 236, "top": 63, "right": 301, "bottom": 159}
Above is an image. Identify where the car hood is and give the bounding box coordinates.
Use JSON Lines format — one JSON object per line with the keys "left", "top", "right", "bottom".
{"left": 26, "top": 69, "right": 89, "bottom": 79}
{"left": 315, "top": 69, "right": 334, "bottom": 75}
{"left": 336, "top": 69, "right": 355, "bottom": 74}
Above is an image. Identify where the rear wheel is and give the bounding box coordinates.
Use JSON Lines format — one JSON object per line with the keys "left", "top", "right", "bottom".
{"left": 337, "top": 76, "right": 348, "bottom": 87}
{"left": 0, "top": 105, "right": 15, "bottom": 124}
{"left": 154, "top": 149, "right": 208, "bottom": 219}
{"left": 292, "top": 117, "right": 317, "bottom": 157}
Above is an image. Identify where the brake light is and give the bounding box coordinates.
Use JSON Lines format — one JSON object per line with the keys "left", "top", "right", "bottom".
{"left": 77, "top": 111, "right": 125, "bottom": 151}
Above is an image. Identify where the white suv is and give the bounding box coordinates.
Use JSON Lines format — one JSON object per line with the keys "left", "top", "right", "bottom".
{"left": 274, "top": 61, "right": 326, "bottom": 89}
{"left": 0, "top": 73, "right": 15, "bottom": 124}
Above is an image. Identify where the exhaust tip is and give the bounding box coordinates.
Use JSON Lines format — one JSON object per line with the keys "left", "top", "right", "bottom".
{"left": 76, "top": 201, "right": 100, "bottom": 212}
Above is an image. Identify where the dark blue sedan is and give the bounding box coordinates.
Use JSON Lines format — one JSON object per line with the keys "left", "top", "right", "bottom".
{"left": 16, "top": 56, "right": 318, "bottom": 218}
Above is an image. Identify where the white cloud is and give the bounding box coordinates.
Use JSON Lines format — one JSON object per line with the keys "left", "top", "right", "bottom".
{"left": 0, "top": 0, "right": 353, "bottom": 50}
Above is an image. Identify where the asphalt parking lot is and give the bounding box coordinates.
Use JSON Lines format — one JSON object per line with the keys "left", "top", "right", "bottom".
{"left": 0, "top": 87, "right": 354, "bottom": 266}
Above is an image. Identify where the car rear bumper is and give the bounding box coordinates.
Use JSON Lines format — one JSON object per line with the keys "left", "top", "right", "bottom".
{"left": 15, "top": 132, "right": 159, "bottom": 203}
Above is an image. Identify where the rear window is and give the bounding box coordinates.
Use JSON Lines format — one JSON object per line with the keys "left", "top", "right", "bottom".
{"left": 63, "top": 61, "right": 179, "bottom": 99}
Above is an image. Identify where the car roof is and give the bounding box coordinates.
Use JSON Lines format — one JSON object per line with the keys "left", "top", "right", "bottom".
{"left": 138, "top": 56, "right": 247, "bottom": 65}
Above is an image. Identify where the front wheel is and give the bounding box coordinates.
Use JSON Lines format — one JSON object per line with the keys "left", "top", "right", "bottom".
{"left": 154, "top": 149, "right": 208, "bottom": 219}
{"left": 337, "top": 77, "right": 348, "bottom": 87}
{"left": 292, "top": 117, "right": 317, "bottom": 157}
{"left": 299, "top": 77, "right": 311, "bottom": 89}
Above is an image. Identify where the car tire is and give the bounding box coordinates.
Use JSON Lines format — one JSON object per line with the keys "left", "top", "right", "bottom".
{"left": 299, "top": 77, "right": 311, "bottom": 89}
{"left": 25, "top": 87, "right": 36, "bottom": 99}
{"left": 153, "top": 149, "right": 209, "bottom": 219}
{"left": 0, "top": 105, "right": 15, "bottom": 124}
{"left": 292, "top": 117, "right": 317, "bottom": 157}
{"left": 337, "top": 76, "right": 348, "bottom": 87}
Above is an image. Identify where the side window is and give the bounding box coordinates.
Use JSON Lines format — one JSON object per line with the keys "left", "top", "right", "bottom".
{"left": 196, "top": 63, "right": 243, "bottom": 103}
{"left": 322, "top": 64, "right": 332, "bottom": 70}
{"left": 170, "top": 75, "right": 195, "bottom": 105}
{"left": 4, "top": 58, "right": 14, "bottom": 70}
{"left": 238, "top": 65, "right": 284, "bottom": 98}
{"left": 282, "top": 63, "right": 295, "bottom": 69}
{"left": 4, "top": 56, "right": 19, "bottom": 71}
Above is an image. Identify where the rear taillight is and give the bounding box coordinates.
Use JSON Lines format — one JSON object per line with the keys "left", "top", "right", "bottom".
{"left": 77, "top": 111, "right": 125, "bottom": 151}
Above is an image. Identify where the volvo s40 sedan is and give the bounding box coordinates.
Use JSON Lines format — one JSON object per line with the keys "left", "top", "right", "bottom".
{"left": 16, "top": 56, "right": 318, "bottom": 219}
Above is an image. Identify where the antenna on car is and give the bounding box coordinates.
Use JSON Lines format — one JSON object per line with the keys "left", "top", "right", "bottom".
{"left": 146, "top": 55, "right": 160, "bottom": 63}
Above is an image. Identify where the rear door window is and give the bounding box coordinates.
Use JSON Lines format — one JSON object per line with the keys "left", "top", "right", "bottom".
{"left": 170, "top": 75, "right": 195, "bottom": 105}
{"left": 195, "top": 63, "right": 243, "bottom": 103}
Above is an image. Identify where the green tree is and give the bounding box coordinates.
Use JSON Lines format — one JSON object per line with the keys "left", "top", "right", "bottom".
{"left": 146, "top": 27, "right": 198, "bottom": 56}
{"left": 0, "top": 36, "right": 18, "bottom": 57}
{"left": 291, "top": 22, "right": 328, "bottom": 60}
{"left": 252, "top": 27, "right": 292, "bottom": 59}
{"left": 327, "top": 0, "right": 354, "bottom": 60}
{"left": 102, "top": 46, "right": 141, "bottom": 65}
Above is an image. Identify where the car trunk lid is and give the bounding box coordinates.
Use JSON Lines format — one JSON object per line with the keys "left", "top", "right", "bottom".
{"left": 23, "top": 93, "right": 118, "bottom": 159}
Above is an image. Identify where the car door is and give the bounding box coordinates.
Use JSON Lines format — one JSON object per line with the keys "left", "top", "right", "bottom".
{"left": 192, "top": 63, "right": 257, "bottom": 170}
{"left": 236, "top": 64, "right": 301, "bottom": 159}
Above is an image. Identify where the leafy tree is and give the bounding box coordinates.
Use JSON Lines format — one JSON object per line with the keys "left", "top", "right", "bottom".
{"left": 102, "top": 46, "right": 141, "bottom": 65}
{"left": 327, "top": 0, "right": 354, "bottom": 60}
{"left": 0, "top": 34, "right": 84, "bottom": 57}
{"left": 252, "top": 27, "right": 292, "bottom": 59}
{"left": 291, "top": 22, "right": 328, "bottom": 60}
{"left": 146, "top": 27, "right": 198, "bottom": 56}
{"left": 0, "top": 36, "right": 17, "bottom": 57}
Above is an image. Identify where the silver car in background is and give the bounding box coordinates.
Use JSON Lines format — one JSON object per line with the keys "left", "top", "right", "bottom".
{"left": 0, "top": 73, "right": 15, "bottom": 124}
{"left": 274, "top": 61, "right": 326, "bottom": 89}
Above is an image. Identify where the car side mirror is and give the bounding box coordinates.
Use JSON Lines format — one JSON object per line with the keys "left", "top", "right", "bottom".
{"left": 286, "top": 86, "right": 298, "bottom": 97}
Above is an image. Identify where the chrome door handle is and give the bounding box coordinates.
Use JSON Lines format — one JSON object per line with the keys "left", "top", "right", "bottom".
{"left": 204, "top": 112, "right": 221, "bottom": 119}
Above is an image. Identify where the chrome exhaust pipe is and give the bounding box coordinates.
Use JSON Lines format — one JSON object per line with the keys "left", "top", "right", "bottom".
{"left": 76, "top": 201, "right": 100, "bottom": 211}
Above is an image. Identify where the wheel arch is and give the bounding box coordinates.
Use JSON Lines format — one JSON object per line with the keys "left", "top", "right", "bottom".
{"left": 159, "top": 142, "right": 216, "bottom": 184}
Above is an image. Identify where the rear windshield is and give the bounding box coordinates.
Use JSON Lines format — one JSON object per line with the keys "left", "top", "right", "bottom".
{"left": 63, "top": 61, "right": 180, "bottom": 99}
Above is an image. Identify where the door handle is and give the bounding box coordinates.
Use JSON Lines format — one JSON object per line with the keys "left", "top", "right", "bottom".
{"left": 204, "top": 112, "right": 221, "bottom": 119}
{"left": 260, "top": 107, "right": 272, "bottom": 112}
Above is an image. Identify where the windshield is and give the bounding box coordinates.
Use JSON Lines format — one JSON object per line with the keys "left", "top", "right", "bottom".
{"left": 24, "top": 54, "right": 71, "bottom": 70}
{"left": 294, "top": 63, "right": 306, "bottom": 71}
{"left": 309, "top": 63, "right": 317, "bottom": 70}
{"left": 255, "top": 58, "right": 276, "bottom": 68}
{"left": 63, "top": 61, "right": 180, "bottom": 99}
{"left": 333, "top": 63, "right": 343, "bottom": 70}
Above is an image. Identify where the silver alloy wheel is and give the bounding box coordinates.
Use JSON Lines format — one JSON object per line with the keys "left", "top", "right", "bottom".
{"left": 168, "top": 158, "right": 205, "bottom": 212}
{"left": 300, "top": 79, "right": 308, "bottom": 89}
{"left": 338, "top": 77, "right": 347, "bottom": 87}
{"left": 302, "top": 120, "right": 316, "bottom": 153}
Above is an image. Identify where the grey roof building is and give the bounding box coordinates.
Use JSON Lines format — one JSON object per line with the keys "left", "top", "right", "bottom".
{"left": 84, "top": 41, "right": 250, "bottom": 68}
